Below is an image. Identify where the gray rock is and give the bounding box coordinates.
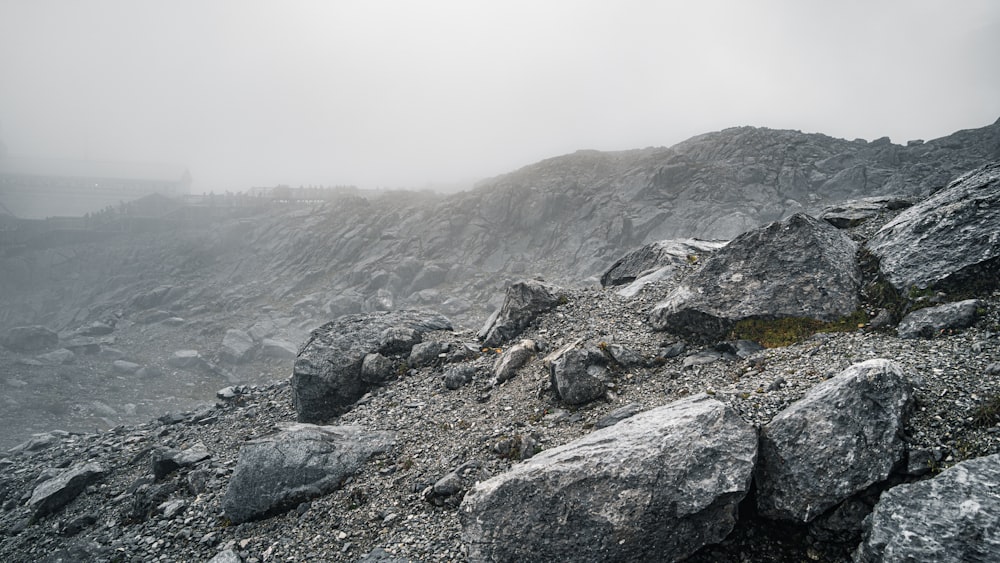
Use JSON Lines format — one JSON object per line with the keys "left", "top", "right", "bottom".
{"left": 151, "top": 442, "right": 211, "bottom": 480}
{"left": 896, "top": 299, "right": 985, "bottom": 338}
{"left": 600, "top": 238, "right": 727, "bottom": 286}
{"left": 604, "top": 343, "right": 645, "bottom": 367}
{"left": 259, "top": 338, "right": 297, "bottom": 359}
{"left": 755, "top": 359, "right": 914, "bottom": 522}
{"left": 649, "top": 213, "right": 860, "bottom": 340}
{"left": 682, "top": 349, "right": 725, "bottom": 368}
{"left": 479, "top": 280, "right": 564, "bottom": 347}
{"left": 549, "top": 348, "right": 606, "bottom": 405}
{"left": 220, "top": 329, "right": 255, "bottom": 364}
{"left": 76, "top": 321, "right": 114, "bottom": 337}
{"left": 167, "top": 349, "right": 203, "bottom": 369}
{"left": 492, "top": 339, "right": 536, "bottom": 384}
{"left": 292, "top": 310, "right": 451, "bottom": 422}
{"left": 36, "top": 348, "right": 76, "bottom": 365}
{"left": 443, "top": 365, "right": 477, "bottom": 390}
{"left": 819, "top": 195, "right": 911, "bottom": 228}
{"left": 408, "top": 340, "right": 448, "bottom": 368}
{"left": 27, "top": 462, "right": 105, "bottom": 517}
{"left": 460, "top": 394, "right": 757, "bottom": 562}
{"left": 378, "top": 326, "right": 422, "bottom": 356}
{"left": 715, "top": 339, "right": 765, "bottom": 359}
{"left": 360, "top": 353, "right": 399, "bottom": 385}
{"left": 855, "top": 453, "right": 1000, "bottom": 563}
{"left": 222, "top": 423, "right": 395, "bottom": 523}
{"left": 594, "top": 402, "right": 643, "bottom": 428}
{"left": 112, "top": 360, "right": 141, "bottom": 374}
{"left": 207, "top": 549, "right": 243, "bottom": 563}
{"left": 3, "top": 325, "right": 59, "bottom": 352}
{"left": 866, "top": 161, "right": 1000, "bottom": 293}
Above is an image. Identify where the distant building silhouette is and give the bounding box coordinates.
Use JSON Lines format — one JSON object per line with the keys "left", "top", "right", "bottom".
{"left": 0, "top": 155, "right": 191, "bottom": 219}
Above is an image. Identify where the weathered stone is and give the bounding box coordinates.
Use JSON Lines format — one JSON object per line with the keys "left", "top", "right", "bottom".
{"left": 408, "top": 340, "right": 448, "bottom": 368}
{"left": 36, "top": 348, "right": 76, "bottom": 365}
{"left": 151, "top": 442, "right": 211, "bottom": 481}
{"left": 649, "top": 213, "right": 860, "bottom": 340}
{"left": 377, "top": 326, "right": 422, "bottom": 356}
{"left": 866, "top": 161, "right": 1000, "bottom": 293}
{"left": 896, "top": 299, "right": 985, "bottom": 339}
{"left": 260, "top": 338, "right": 297, "bottom": 359}
{"left": 604, "top": 343, "right": 645, "bottom": 367}
{"left": 492, "top": 339, "right": 536, "bottom": 384}
{"left": 594, "top": 402, "right": 643, "bottom": 429}
{"left": 855, "top": 453, "right": 1000, "bottom": 563}
{"left": 207, "top": 549, "right": 243, "bottom": 563}
{"left": 601, "top": 238, "right": 727, "bottom": 286}
{"left": 360, "top": 353, "right": 398, "bottom": 385}
{"left": 819, "top": 195, "right": 911, "bottom": 229}
{"left": 461, "top": 394, "right": 757, "bottom": 562}
{"left": 222, "top": 423, "right": 395, "bottom": 523}
{"left": 549, "top": 348, "right": 605, "bottom": 405}
{"left": 27, "top": 463, "right": 105, "bottom": 517}
{"left": 479, "top": 280, "right": 564, "bottom": 347}
{"left": 167, "top": 350, "right": 203, "bottom": 369}
{"left": 292, "top": 310, "right": 451, "bottom": 422}
{"left": 755, "top": 359, "right": 914, "bottom": 522}
{"left": 3, "top": 325, "right": 58, "bottom": 352}
{"left": 112, "top": 360, "right": 141, "bottom": 374}
{"left": 220, "top": 329, "right": 255, "bottom": 364}
{"left": 76, "top": 321, "right": 114, "bottom": 337}
{"left": 443, "top": 365, "right": 477, "bottom": 390}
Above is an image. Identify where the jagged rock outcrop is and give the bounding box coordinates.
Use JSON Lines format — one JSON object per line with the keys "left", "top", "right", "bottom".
{"left": 866, "top": 161, "right": 1000, "bottom": 293}
{"left": 3, "top": 325, "right": 58, "bottom": 352}
{"left": 601, "top": 238, "right": 727, "bottom": 286}
{"left": 478, "top": 280, "right": 564, "bottom": 347}
{"left": 648, "top": 213, "right": 860, "bottom": 339}
{"left": 460, "top": 394, "right": 757, "bottom": 562}
{"left": 292, "top": 310, "right": 452, "bottom": 422}
{"left": 819, "top": 195, "right": 911, "bottom": 228}
{"left": 855, "top": 453, "right": 1000, "bottom": 562}
{"left": 222, "top": 423, "right": 395, "bottom": 524}
{"left": 896, "top": 299, "right": 986, "bottom": 339}
{"left": 755, "top": 359, "right": 914, "bottom": 522}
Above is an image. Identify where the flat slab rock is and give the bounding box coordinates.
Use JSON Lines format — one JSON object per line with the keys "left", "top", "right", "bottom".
{"left": 896, "top": 299, "right": 985, "bottom": 339}
{"left": 855, "top": 453, "right": 1000, "bottom": 562}
{"left": 648, "top": 213, "right": 860, "bottom": 340}
{"left": 755, "top": 359, "right": 914, "bottom": 523}
{"left": 866, "top": 161, "right": 1000, "bottom": 292}
{"left": 27, "top": 462, "right": 106, "bottom": 518}
{"left": 222, "top": 423, "right": 395, "bottom": 523}
{"left": 460, "top": 394, "right": 757, "bottom": 562}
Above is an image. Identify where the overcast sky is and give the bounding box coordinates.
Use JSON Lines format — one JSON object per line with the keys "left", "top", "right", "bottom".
{"left": 1, "top": 1, "right": 998, "bottom": 192}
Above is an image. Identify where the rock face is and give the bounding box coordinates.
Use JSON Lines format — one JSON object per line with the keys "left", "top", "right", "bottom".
{"left": 478, "top": 280, "right": 564, "bottom": 347}
{"left": 648, "top": 213, "right": 860, "bottom": 339}
{"left": 27, "top": 463, "right": 106, "bottom": 518}
{"left": 755, "top": 359, "right": 914, "bottom": 522}
{"left": 819, "top": 195, "right": 911, "bottom": 228}
{"left": 222, "top": 423, "right": 395, "bottom": 524}
{"left": 601, "top": 238, "right": 727, "bottom": 287}
{"left": 855, "top": 453, "right": 1000, "bottom": 563}
{"left": 866, "top": 161, "right": 1000, "bottom": 292}
{"left": 460, "top": 394, "right": 757, "bottom": 562}
{"left": 896, "top": 299, "right": 985, "bottom": 339}
{"left": 292, "top": 310, "right": 452, "bottom": 422}
{"left": 3, "top": 325, "right": 58, "bottom": 352}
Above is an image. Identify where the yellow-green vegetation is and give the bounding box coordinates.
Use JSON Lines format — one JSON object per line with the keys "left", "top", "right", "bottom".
{"left": 972, "top": 393, "right": 1000, "bottom": 428}
{"left": 730, "top": 310, "right": 870, "bottom": 348}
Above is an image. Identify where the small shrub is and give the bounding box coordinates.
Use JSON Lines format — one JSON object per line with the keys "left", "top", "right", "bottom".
{"left": 972, "top": 394, "right": 1000, "bottom": 428}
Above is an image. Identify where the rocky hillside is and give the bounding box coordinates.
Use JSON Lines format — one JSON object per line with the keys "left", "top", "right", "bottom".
{"left": 0, "top": 160, "right": 998, "bottom": 562}
{"left": 0, "top": 119, "right": 998, "bottom": 448}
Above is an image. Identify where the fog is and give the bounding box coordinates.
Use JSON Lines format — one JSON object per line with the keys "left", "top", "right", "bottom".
{"left": 1, "top": 0, "right": 999, "bottom": 192}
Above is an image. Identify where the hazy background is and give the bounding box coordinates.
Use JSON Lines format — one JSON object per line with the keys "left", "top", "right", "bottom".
{"left": 1, "top": 0, "right": 998, "bottom": 192}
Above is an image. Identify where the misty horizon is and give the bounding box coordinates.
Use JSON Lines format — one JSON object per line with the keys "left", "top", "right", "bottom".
{"left": 2, "top": 1, "right": 999, "bottom": 193}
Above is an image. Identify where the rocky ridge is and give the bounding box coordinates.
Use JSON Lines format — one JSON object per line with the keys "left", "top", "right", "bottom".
{"left": 2, "top": 161, "right": 1000, "bottom": 561}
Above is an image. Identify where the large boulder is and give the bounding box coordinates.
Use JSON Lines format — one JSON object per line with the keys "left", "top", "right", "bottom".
{"left": 600, "top": 238, "right": 727, "bottom": 287}
{"left": 460, "top": 394, "right": 757, "bottom": 562}
{"left": 896, "top": 299, "right": 985, "bottom": 339}
{"left": 292, "top": 310, "right": 452, "bottom": 422}
{"left": 478, "top": 280, "right": 565, "bottom": 347}
{"left": 3, "top": 325, "right": 59, "bottom": 352}
{"left": 222, "top": 423, "right": 395, "bottom": 523}
{"left": 648, "top": 213, "right": 860, "bottom": 340}
{"left": 219, "top": 329, "right": 255, "bottom": 364}
{"left": 755, "top": 359, "right": 914, "bottom": 523}
{"left": 865, "top": 161, "right": 1000, "bottom": 293}
{"left": 548, "top": 348, "right": 607, "bottom": 405}
{"left": 855, "top": 453, "right": 1000, "bottom": 562}
{"left": 27, "top": 463, "right": 106, "bottom": 518}
{"left": 492, "top": 339, "right": 536, "bottom": 384}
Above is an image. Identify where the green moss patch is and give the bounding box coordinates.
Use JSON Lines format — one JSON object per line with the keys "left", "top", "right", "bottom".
{"left": 730, "top": 311, "right": 869, "bottom": 348}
